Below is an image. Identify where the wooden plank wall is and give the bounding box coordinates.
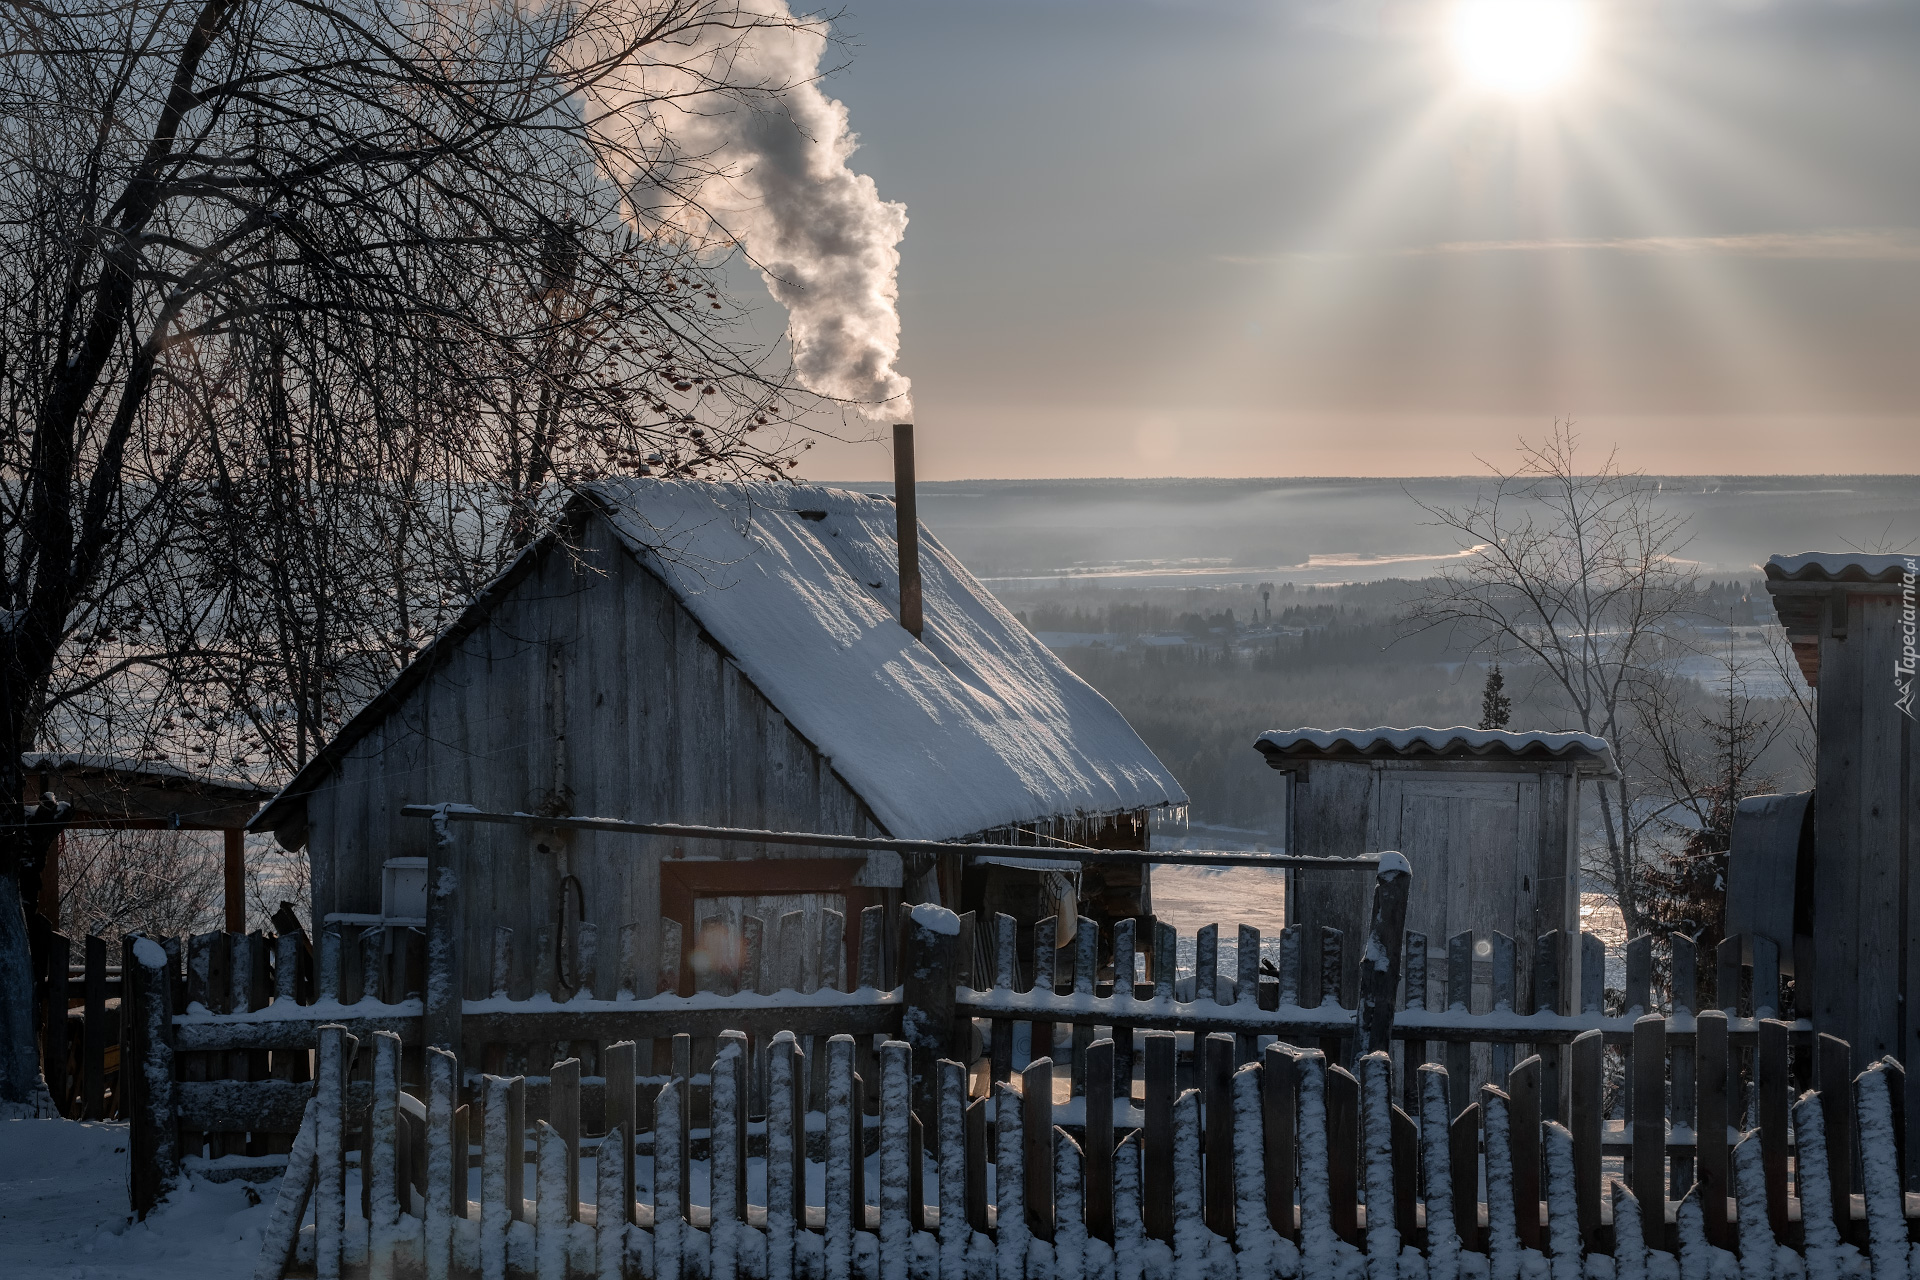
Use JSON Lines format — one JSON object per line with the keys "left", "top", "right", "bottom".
{"left": 1287, "top": 759, "right": 1584, "bottom": 1014}
{"left": 306, "top": 515, "right": 891, "bottom": 1002}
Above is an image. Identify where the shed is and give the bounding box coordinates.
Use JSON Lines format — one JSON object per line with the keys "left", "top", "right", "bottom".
{"left": 1255, "top": 726, "right": 1616, "bottom": 1010}
{"left": 22, "top": 753, "right": 275, "bottom": 934}
{"left": 1765, "top": 552, "right": 1919, "bottom": 1079}
{"left": 249, "top": 479, "right": 1187, "bottom": 998}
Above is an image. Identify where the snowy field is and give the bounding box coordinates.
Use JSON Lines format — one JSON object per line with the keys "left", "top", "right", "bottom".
{"left": 0, "top": 1118, "right": 275, "bottom": 1279}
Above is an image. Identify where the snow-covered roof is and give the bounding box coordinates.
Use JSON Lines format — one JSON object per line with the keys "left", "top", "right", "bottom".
{"left": 1765, "top": 553, "right": 1912, "bottom": 584}
{"left": 1763, "top": 553, "right": 1914, "bottom": 688}
{"left": 1254, "top": 726, "right": 1617, "bottom": 776}
{"left": 253, "top": 479, "right": 1186, "bottom": 844}
{"left": 21, "top": 752, "right": 270, "bottom": 798}
{"left": 583, "top": 479, "right": 1186, "bottom": 840}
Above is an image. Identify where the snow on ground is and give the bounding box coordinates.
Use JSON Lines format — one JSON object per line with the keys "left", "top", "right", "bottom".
{"left": 0, "top": 1118, "right": 277, "bottom": 1279}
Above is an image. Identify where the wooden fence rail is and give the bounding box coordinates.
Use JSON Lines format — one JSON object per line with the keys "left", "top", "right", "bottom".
{"left": 109, "top": 847, "right": 1894, "bottom": 1279}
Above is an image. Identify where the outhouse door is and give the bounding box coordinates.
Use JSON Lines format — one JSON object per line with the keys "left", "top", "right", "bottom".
{"left": 1365, "top": 772, "right": 1549, "bottom": 997}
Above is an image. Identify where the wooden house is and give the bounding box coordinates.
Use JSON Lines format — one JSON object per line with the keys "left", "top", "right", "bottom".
{"left": 248, "top": 479, "right": 1186, "bottom": 999}
{"left": 1764, "top": 552, "right": 1919, "bottom": 1077}
{"left": 1255, "top": 726, "right": 1616, "bottom": 1009}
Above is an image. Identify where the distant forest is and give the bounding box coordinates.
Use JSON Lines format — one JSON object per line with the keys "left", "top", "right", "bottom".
{"left": 997, "top": 577, "right": 1803, "bottom": 841}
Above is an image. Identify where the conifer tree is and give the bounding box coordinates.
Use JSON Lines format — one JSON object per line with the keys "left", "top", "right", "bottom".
{"left": 1478, "top": 664, "right": 1513, "bottom": 731}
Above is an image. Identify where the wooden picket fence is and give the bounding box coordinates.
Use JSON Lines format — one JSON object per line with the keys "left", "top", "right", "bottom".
{"left": 108, "top": 832, "right": 1916, "bottom": 1279}
{"left": 27, "top": 916, "right": 133, "bottom": 1119}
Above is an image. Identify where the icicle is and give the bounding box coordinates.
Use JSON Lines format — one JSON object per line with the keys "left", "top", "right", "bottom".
{"left": 1485, "top": 1091, "right": 1520, "bottom": 1280}
{"left": 536, "top": 1121, "right": 570, "bottom": 1280}
{"left": 597, "top": 1127, "right": 628, "bottom": 1280}
{"left": 996, "top": 1081, "right": 1030, "bottom": 1280}
{"left": 1420, "top": 1068, "right": 1459, "bottom": 1280}
{"left": 1361, "top": 1053, "right": 1400, "bottom": 1280}
{"left": 1542, "top": 1123, "right": 1580, "bottom": 1280}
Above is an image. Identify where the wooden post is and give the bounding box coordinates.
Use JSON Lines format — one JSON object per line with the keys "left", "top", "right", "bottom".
{"left": 83, "top": 933, "right": 108, "bottom": 1118}
{"left": 127, "top": 936, "right": 178, "bottom": 1219}
{"left": 1508, "top": 1055, "right": 1542, "bottom": 1251}
{"left": 1817, "top": 1032, "right": 1854, "bottom": 1244}
{"left": 1355, "top": 853, "right": 1410, "bottom": 1062}
{"left": 1447, "top": 932, "right": 1473, "bottom": 1116}
{"left": 1570, "top": 1028, "right": 1605, "bottom": 1253}
{"left": 1204, "top": 1032, "right": 1235, "bottom": 1238}
{"left": 1144, "top": 1031, "right": 1175, "bottom": 1241}
{"left": 605, "top": 1040, "right": 637, "bottom": 1224}
{"left": 1024, "top": 1056, "right": 1055, "bottom": 1241}
{"left": 1451, "top": 1101, "right": 1482, "bottom": 1254}
{"left": 1403, "top": 930, "right": 1428, "bottom": 1116}
{"left": 43, "top": 929, "right": 68, "bottom": 1115}
{"left": 1086, "top": 1037, "right": 1115, "bottom": 1242}
{"left": 1265, "top": 1042, "right": 1300, "bottom": 1241}
{"left": 316, "top": 1025, "right": 357, "bottom": 1280}
{"left": 224, "top": 828, "right": 245, "bottom": 935}
{"left": 550, "top": 1056, "right": 581, "bottom": 1220}
{"left": 425, "top": 808, "right": 463, "bottom": 1065}
{"left": 1491, "top": 932, "right": 1517, "bottom": 1086}
{"left": 1696, "top": 1009, "right": 1731, "bottom": 1249}
{"left": 1630, "top": 1014, "right": 1665, "bottom": 1216}
{"left": 1670, "top": 934, "right": 1697, "bottom": 1199}
{"left": 1533, "top": 930, "right": 1564, "bottom": 1124}
{"left": 900, "top": 903, "right": 958, "bottom": 1146}
{"left": 1327, "top": 1062, "right": 1360, "bottom": 1246}
{"left": 1757, "top": 1019, "right": 1791, "bottom": 1239}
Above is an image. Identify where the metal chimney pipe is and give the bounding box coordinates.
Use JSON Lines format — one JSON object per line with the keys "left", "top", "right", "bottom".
{"left": 893, "top": 423, "right": 922, "bottom": 638}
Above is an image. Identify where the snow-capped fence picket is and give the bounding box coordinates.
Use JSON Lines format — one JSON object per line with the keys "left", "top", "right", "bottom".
{"left": 240, "top": 1008, "right": 1911, "bottom": 1280}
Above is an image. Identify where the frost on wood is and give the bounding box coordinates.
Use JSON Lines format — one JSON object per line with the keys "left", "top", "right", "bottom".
{"left": 1484, "top": 1090, "right": 1520, "bottom": 1280}
{"left": 370, "top": 1030, "right": 404, "bottom": 1278}
{"left": 769, "top": 1039, "right": 802, "bottom": 1280}
{"left": 316, "top": 1026, "right": 350, "bottom": 1280}
{"left": 995, "top": 1080, "right": 1029, "bottom": 1280}
{"left": 598, "top": 1127, "right": 628, "bottom": 1280}
{"left": 1612, "top": 1184, "right": 1647, "bottom": 1280}
{"left": 827, "top": 1035, "right": 857, "bottom": 1280}
{"left": 712, "top": 1036, "right": 744, "bottom": 1280}
{"left": 657, "top": 1079, "right": 686, "bottom": 1280}
{"left": 1115, "top": 1133, "right": 1147, "bottom": 1280}
{"left": 1731, "top": 1133, "right": 1775, "bottom": 1280}
{"left": 1853, "top": 1067, "right": 1908, "bottom": 1280}
{"left": 1420, "top": 1068, "right": 1459, "bottom": 1280}
{"left": 1542, "top": 1122, "right": 1579, "bottom": 1280}
{"left": 1232, "top": 1062, "right": 1285, "bottom": 1280}
{"left": 426, "top": 1048, "right": 458, "bottom": 1280}
{"left": 1056, "top": 1129, "right": 1088, "bottom": 1280}
{"left": 1791, "top": 1092, "right": 1843, "bottom": 1280}
{"left": 1361, "top": 1053, "right": 1400, "bottom": 1280}
{"left": 936, "top": 1059, "right": 970, "bottom": 1280}
{"left": 256, "top": 1098, "right": 321, "bottom": 1280}
{"left": 880, "top": 1040, "right": 912, "bottom": 1280}
{"left": 482, "top": 1075, "right": 515, "bottom": 1280}
{"left": 536, "top": 1121, "right": 569, "bottom": 1280}
{"left": 1172, "top": 1087, "right": 1234, "bottom": 1279}
{"left": 1297, "top": 1051, "right": 1340, "bottom": 1278}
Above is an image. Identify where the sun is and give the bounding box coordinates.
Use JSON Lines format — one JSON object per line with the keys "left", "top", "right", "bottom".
{"left": 1448, "top": 0, "right": 1592, "bottom": 98}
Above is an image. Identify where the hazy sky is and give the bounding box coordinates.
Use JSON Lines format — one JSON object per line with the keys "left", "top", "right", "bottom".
{"left": 789, "top": 0, "right": 1920, "bottom": 480}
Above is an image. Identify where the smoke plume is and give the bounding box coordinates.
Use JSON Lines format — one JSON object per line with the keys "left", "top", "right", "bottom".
{"left": 596, "top": 2, "right": 911, "bottom": 417}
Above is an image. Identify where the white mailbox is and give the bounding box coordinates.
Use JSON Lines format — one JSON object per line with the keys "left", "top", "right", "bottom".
{"left": 381, "top": 857, "right": 429, "bottom": 925}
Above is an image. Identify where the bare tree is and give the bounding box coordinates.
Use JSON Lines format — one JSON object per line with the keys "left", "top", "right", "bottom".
{"left": 1405, "top": 424, "right": 1696, "bottom": 938}
{"left": 0, "top": 0, "right": 844, "bottom": 1112}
